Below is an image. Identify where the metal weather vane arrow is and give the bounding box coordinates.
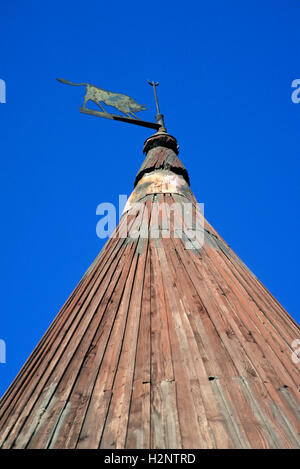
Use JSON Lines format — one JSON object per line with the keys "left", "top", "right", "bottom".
{"left": 56, "top": 78, "right": 166, "bottom": 131}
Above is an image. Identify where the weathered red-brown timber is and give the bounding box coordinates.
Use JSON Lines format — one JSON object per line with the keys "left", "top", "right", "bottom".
{"left": 0, "top": 130, "right": 299, "bottom": 449}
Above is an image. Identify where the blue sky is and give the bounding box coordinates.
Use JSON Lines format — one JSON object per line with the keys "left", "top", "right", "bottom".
{"left": 0, "top": 0, "right": 299, "bottom": 396}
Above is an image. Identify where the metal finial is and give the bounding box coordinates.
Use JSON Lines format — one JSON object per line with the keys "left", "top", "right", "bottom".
{"left": 147, "top": 80, "right": 160, "bottom": 114}
{"left": 147, "top": 80, "right": 166, "bottom": 130}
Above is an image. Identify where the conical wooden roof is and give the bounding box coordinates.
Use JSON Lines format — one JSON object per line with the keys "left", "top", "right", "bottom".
{"left": 0, "top": 131, "right": 299, "bottom": 449}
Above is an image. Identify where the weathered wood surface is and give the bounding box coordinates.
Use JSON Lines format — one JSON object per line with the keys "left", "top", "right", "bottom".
{"left": 0, "top": 132, "right": 299, "bottom": 448}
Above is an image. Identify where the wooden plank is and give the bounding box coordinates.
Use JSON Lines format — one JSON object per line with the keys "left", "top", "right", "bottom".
{"left": 212, "top": 234, "right": 300, "bottom": 343}
{"left": 170, "top": 223, "right": 297, "bottom": 447}
{"left": 149, "top": 242, "right": 174, "bottom": 384}
{"left": 151, "top": 381, "right": 181, "bottom": 449}
{"left": 76, "top": 249, "right": 139, "bottom": 448}
{"left": 161, "top": 203, "right": 245, "bottom": 447}
{"left": 23, "top": 243, "right": 136, "bottom": 449}
{"left": 154, "top": 238, "right": 214, "bottom": 448}
{"left": 0, "top": 234, "right": 121, "bottom": 421}
{"left": 49, "top": 244, "right": 139, "bottom": 448}
{"left": 203, "top": 239, "right": 300, "bottom": 385}
{"left": 125, "top": 380, "right": 151, "bottom": 449}
{"left": 126, "top": 201, "right": 153, "bottom": 448}
{"left": 2, "top": 238, "right": 133, "bottom": 448}
{"left": 0, "top": 207, "right": 143, "bottom": 447}
{"left": 162, "top": 200, "right": 285, "bottom": 448}
{"left": 99, "top": 207, "right": 150, "bottom": 449}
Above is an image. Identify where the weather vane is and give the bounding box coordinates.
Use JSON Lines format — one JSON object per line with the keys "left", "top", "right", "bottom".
{"left": 56, "top": 78, "right": 166, "bottom": 131}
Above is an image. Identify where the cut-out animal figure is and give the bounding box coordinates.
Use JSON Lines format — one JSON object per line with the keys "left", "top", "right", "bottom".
{"left": 57, "top": 78, "right": 147, "bottom": 118}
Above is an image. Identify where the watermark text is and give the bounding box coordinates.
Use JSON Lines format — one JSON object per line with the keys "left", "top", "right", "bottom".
{"left": 291, "top": 79, "right": 300, "bottom": 103}
{"left": 291, "top": 339, "right": 300, "bottom": 364}
{"left": 0, "top": 339, "right": 6, "bottom": 363}
{"left": 0, "top": 79, "right": 6, "bottom": 103}
{"left": 96, "top": 195, "right": 205, "bottom": 250}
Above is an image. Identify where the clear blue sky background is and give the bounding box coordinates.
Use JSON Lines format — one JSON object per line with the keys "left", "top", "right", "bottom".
{"left": 0, "top": 0, "right": 299, "bottom": 396}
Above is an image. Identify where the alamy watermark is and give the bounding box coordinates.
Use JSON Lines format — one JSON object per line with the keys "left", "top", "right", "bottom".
{"left": 0, "top": 78, "right": 6, "bottom": 103}
{"left": 96, "top": 195, "right": 205, "bottom": 250}
{"left": 291, "top": 339, "right": 300, "bottom": 364}
{"left": 0, "top": 339, "right": 6, "bottom": 363}
{"left": 291, "top": 79, "right": 300, "bottom": 103}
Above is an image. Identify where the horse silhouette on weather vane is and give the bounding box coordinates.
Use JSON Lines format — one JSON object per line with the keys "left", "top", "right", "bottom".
{"left": 57, "top": 78, "right": 166, "bottom": 131}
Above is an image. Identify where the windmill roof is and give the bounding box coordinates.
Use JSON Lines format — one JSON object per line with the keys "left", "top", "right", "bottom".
{"left": 0, "top": 131, "right": 299, "bottom": 449}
